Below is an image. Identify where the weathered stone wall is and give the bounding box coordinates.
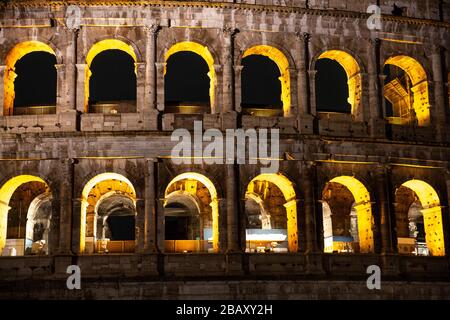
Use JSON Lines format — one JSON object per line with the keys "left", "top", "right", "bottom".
{"left": 0, "top": 0, "right": 449, "bottom": 299}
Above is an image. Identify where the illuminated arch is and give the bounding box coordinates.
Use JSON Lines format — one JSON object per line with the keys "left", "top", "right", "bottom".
{"left": 384, "top": 56, "right": 430, "bottom": 126}
{"left": 401, "top": 180, "right": 445, "bottom": 256}
{"left": 3, "top": 41, "right": 56, "bottom": 115}
{"left": 0, "top": 175, "right": 47, "bottom": 253}
{"left": 164, "top": 172, "right": 219, "bottom": 252}
{"left": 26, "top": 192, "right": 52, "bottom": 242}
{"left": 79, "top": 172, "right": 136, "bottom": 253}
{"left": 84, "top": 39, "right": 138, "bottom": 112}
{"left": 317, "top": 50, "right": 362, "bottom": 117}
{"left": 246, "top": 173, "right": 298, "bottom": 252}
{"left": 165, "top": 42, "right": 216, "bottom": 113}
{"left": 328, "top": 176, "right": 374, "bottom": 253}
{"left": 242, "top": 45, "right": 291, "bottom": 116}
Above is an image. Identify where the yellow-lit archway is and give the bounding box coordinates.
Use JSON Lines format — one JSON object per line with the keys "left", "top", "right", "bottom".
{"left": 246, "top": 173, "right": 298, "bottom": 252}
{"left": 164, "top": 172, "right": 219, "bottom": 252}
{"left": 384, "top": 56, "right": 430, "bottom": 126}
{"left": 401, "top": 180, "right": 445, "bottom": 256}
{"left": 84, "top": 39, "right": 138, "bottom": 112}
{"left": 165, "top": 42, "right": 216, "bottom": 113}
{"left": 317, "top": 50, "right": 362, "bottom": 117}
{"left": 242, "top": 45, "right": 291, "bottom": 116}
{"left": 328, "top": 176, "right": 374, "bottom": 253}
{"left": 3, "top": 41, "right": 56, "bottom": 116}
{"left": 0, "top": 175, "right": 47, "bottom": 253}
{"left": 79, "top": 172, "right": 136, "bottom": 253}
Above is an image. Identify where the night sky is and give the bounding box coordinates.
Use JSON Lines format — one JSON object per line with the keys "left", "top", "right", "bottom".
{"left": 14, "top": 52, "right": 57, "bottom": 108}
{"left": 15, "top": 51, "right": 349, "bottom": 112}
{"left": 89, "top": 49, "right": 136, "bottom": 103}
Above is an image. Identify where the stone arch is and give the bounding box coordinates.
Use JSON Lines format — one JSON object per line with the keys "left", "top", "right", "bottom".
{"left": 83, "top": 39, "right": 139, "bottom": 113}
{"left": 313, "top": 49, "right": 363, "bottom": 119}
{"left": 397, "top": 179, "right": 445, "bottom": 256}
{"left": 384, "top": 55, "right": 430, "bottom": 126}
{"left": 322, "top": 176, "right": 374, "bottom": 253}
{"left": 3, "top": 41, "right": 57, "bottom": 116}
{"left": 79, "top": 172, "right": 137, "bottom": 253}
{"left": 25, "top": 192, "right": 52, "bottom": 254}
{"left": 241, "top": 45, "right": 292, "bottom": 117}
{"left": 0, "top": 175, "right": 50, "bottom": 254}
{"left": 245, "top": 173, "right": 298, "bottom": 252}
{"left": 163, "top": 41, "right": 216, "bottom": 114}
{"left": 164, "top": 172, "right": 219, "bottom": 252}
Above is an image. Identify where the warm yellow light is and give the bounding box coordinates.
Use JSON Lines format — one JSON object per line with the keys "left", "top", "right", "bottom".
{"left": 318, "top": 50, "right": 362, "bottom": 117}
{"left": 84, "top": 39, "right": 138, "bottom": 112}
{"left": 243, "top": 45, "right": 291, "bottom": 117}
{"left": 79, "top": 172, "right": 136, "bottom": 253}
{"left": 165, "top": 172, "right": 219, "bottom": 252}
{"left": 3, "top": 41, "right": 56, "bottom": 115}
{"left": 247, "top": 173, "right": 298, "bottom": 252}
{"left": 329, "top": 176, "right": 374, "bottom": 253}
{"left": 165, "top": 42, "right": 216, "bottom": 113}
{"left": 385, "top": 56, "right": 430, "bottom": 126}
{"left": 0, "top": 175, "right": 46, "bottom": 253}
{"left": 401, "top": 179, "right": 445, "bottom": 256}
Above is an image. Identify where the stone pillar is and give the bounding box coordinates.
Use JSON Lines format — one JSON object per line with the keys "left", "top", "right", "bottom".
{"left": 233, "top": 65, "right": 243, "bottom": 113}
{"left": 59, "top": 158, "right": 74, "bottom": 255}
{"left": 0, "top": 65, "right": 5, "bottom": 116}
{"left": 144, "top": 158, "right": 159, "bottom": 253}
{"left": 155, "top": 62, "right": 166, "bottom": 112}
{"left": 75, "top": 64, "right": 87, "bottom": 113}
{"left": 301, "top": 161, "right": 320, "bottom": 253}
{"left": 71, "top": 198, "right": 83, "bottom": 254}
{"left": 308, "top": 70, "right": 318, "bottom": 116}
{"left": 226, "top": 164, "right": 241, "bottom": 252}
{"left": 55, "top": 64, "right": 66, "bottom": 112}
{"left": 375, "top": 164, "right": 395, "bottom": 254}
{"left": 296, "top": 32, "right": 310, "bottom": 115}
{"left": 368, "top": 38, "right": 386, "bottom": 138}
{"left": 287, "top": 68, "right": 298, "bottom": 117}
{"left": 136, "top": 62, "right": 146, "bottom": 113}
{"left": 222, "top": 27, "right": 238, "bottom": 113}
{"left": 145, "top": 24, "right": 159, "bottom": 112}
{"left": 135, "top": 199, "right": 145, "bottom": 253}
{"left": 430, "top": 46, "right": 447, "bottom": 142}
{"left": 66, "top": 28, "right": 78, "bottom": 111}
{"left": 213, "top": 64, "right": 222, "bottom": 114}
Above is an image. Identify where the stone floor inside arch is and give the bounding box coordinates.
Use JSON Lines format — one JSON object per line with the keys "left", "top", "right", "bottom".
{"left": 0, "top": 0, "right": 449, "bottom": 301}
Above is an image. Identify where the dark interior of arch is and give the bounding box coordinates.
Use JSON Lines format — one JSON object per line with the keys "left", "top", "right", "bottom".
{"left": 106, "top": 213, "right": 135, "bottom": 241}
{"left": 89, "top": 49, "right": 136, "bottom": 104}
{"left": 14, "top": 52, "right": 57, "bottom": 111}
{"left": 241, "top": 55, "right": 282, "bottom": 109}
{"left": 165, "top": 202, "right": 200, "bottom": 240}
{"left": 315, "top": 58, "right": 351, "bottom": 113}
{"left": 164, "top": 51, "right": 210, "bottom": 108}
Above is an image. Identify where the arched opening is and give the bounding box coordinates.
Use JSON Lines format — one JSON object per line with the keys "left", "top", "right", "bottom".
{"left": 3, "top": 41, "right": 57, "bottom": 116}
{"left": 80, "top": 173, "right": 136, "bottom": 254}
{"left": 395, "top": 180, "right": 445, "bottom": 256}
{"left": 383, "top": 56, "right": 430, "bottom": 126}
{"left": 84, "top": 39, "right": 138, "bottom": 114}
{"left": 241, "top": 45, "right": 291, "bottom": 117}
{"left": 241, "top": 55, "right": 282, "bottom": 116}
{"left": 165, "top": 51, "right": 210, "bottom": 113}
{"left": 315, "top": 50, "right": 362, "bottom": 117}
{"left": 164, "top": 173, "right": 218, "bottom": 253}
{"left": 0, "top": 175, "right": 53, "bottom": 256}
{"left": 164, "top": 42, "right": 215, "bottom": 114}
{"left": 321, "top": 176, "right": 374, "bottom": 253}
{"left": 88, "top": 50, "right": 136, "bottom": 114}
{"left": 244, "top": 173, "right": 298, "bottom": 253}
